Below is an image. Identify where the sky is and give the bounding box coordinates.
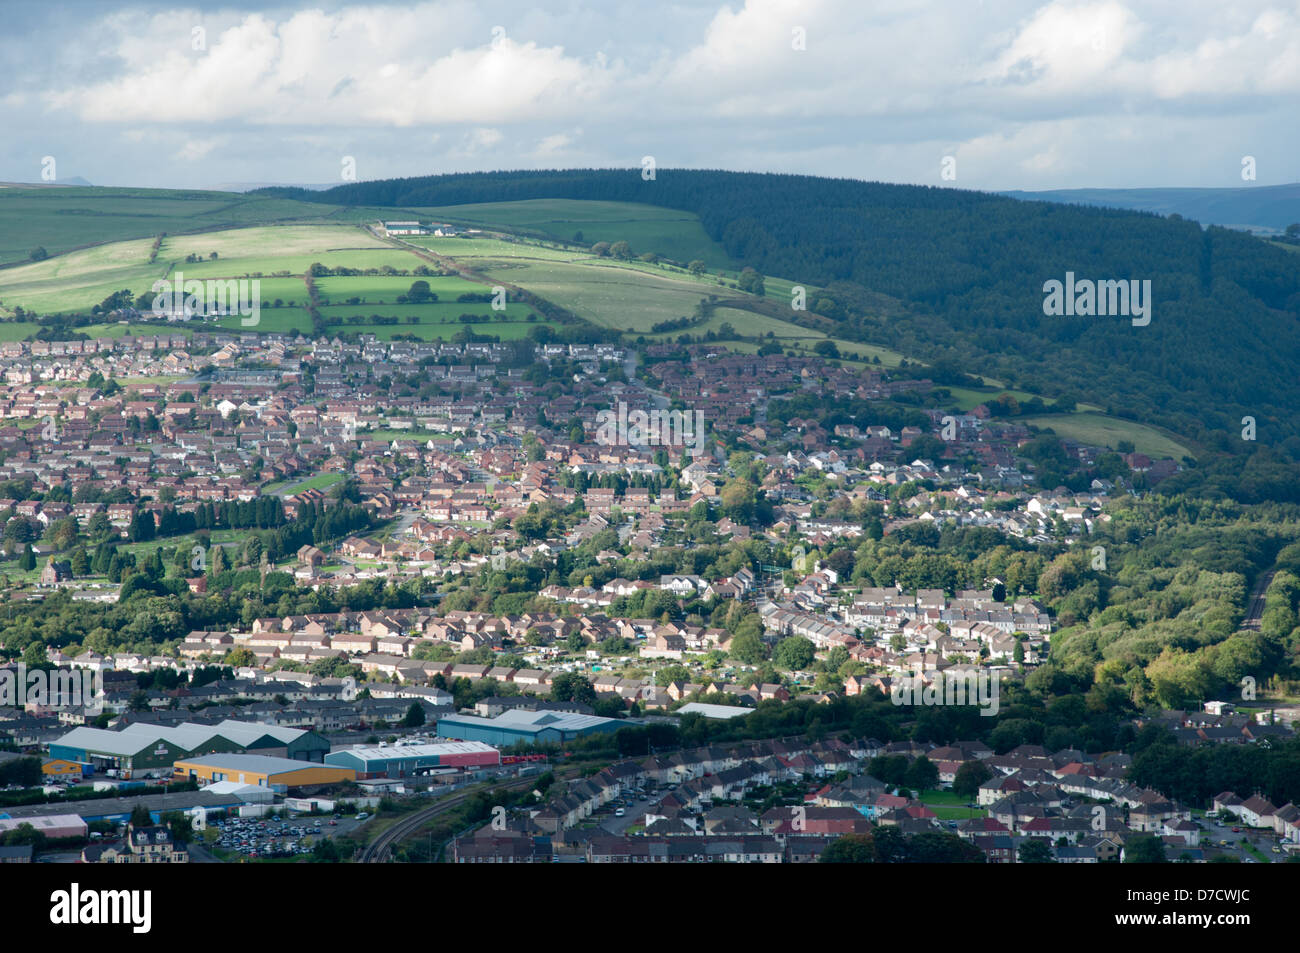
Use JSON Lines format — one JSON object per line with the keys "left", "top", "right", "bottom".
{"left": 1, "top": 0, "right": 1297, "bottom": 192}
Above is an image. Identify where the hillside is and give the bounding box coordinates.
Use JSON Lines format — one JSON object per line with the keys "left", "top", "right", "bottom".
{"left": 0, "top": 185, "right": 394, "bottom": 267}
{"left": 258, "top": 170, "right": 1300, "bottom": 459}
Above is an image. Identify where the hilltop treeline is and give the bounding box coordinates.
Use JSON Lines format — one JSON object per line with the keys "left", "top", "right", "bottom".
{"left": 257, "top": 169, "right": 1300, "bottom": 470}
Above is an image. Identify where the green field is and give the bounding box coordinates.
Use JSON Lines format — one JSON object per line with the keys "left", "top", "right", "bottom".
{"left": 315, "top": 274, "right": 487, "bottom": 303}
{"left": 663, "top": 306, "right": 907, "bottom": 367}
{"left": 214, "top": 309, "right": 314, "bottom": 333}
{"left": 474, "top": 255, "right": 729, "bottom": 330}
{"left": 405, "top": 235, "right": 578, "bottom": 262}
{"left": 1020, "top": 412, "right": 1194, "bottom": 460}
{"left": 409, "top": 199, "right": 734, "bottom": 268}
{"left": 264, "top": 471, "right": 346, "bottom": 496}
{"left": 0, "top": 185, "right": 414, "bottom": 267}
{"left": 0, "top": 322, "right": 40, "bottom": 340}
{"left": 160, "top": 225, "right": 425, "bottom": 280}
{"left": 0, "top": 223, "right": 424, "bottom": 315}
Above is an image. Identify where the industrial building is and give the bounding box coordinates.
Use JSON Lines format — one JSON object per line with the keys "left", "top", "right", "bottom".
{"left": 324, "top": 741, "right": 500, "bottom": 778}
{"left": 49, "top": 719, "right": 330, "bottom": 778}
{"left": 436, "top": 709, "right": 623, "bottom": 747}
{"left": 0, "top": 813, "right": 87, "bottom": 841}
{"left": 0, "top": 790, "right": 242, "bottom": 826}
{"left": 173, "top": 753, "right": 355, "bottom": 790}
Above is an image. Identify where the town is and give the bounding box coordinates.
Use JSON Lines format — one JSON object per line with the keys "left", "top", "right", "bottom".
{"left": 0, "top": 322, "right": 1293, "bottom": 866}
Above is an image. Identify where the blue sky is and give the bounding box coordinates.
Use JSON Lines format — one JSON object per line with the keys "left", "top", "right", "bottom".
{"left": 2, "top": 0, "right": 1297, "bottom": 191}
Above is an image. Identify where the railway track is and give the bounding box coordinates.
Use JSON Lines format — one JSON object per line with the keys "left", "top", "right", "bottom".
{"left": 356, "top": 774, "right": 538, "bottom": 863}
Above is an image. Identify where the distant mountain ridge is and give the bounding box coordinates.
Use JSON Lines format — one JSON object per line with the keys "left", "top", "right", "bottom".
{"left": 1000, "top": 183, "right": 1300, "bottom": 234}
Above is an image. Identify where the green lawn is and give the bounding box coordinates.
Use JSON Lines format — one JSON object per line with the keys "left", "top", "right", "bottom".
{"left": 266, "top": 472, "right": 345, "bottom": 495}
{"left": 1020, "top": 412, "right": 1194, "bottom": 460}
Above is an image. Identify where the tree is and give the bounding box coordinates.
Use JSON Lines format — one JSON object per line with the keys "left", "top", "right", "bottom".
{"left": 1018, "top": 838, "right": 1055, "bottom": 863}
{"left": 904, "top": 755, "right": 939, "bottom": 792}
{"left": 163, "top": 811, "right": 194, "bottom": 845}
{"left": 820, "top": 833, "right": 875, "bottom": 862}
{"left": 737, "top": 267, "right": 765, "bottom": 296}
{"left": 2, "top": 822, "right": 45, "bottom": 851}
{"left": 952, "top": 760, "right": 992, "bottom": 799}
{"left": 1123, "top": 834, "right": 1167, "bottom": 863}
{"left": 551, "top": 672, "right": 597, "bottom": 706}
{"left": 655, "top": 664, "right": 691, "bottom": 687}
{"left": 29, "top": 246, "right": 48, "bottom": 262}
{"left": 20, "top": 544, "right": 34, "bottom": 572}
{"left": 86, "top": 512, "right": 113, "bottom": 543}
{"left": 687, "top": 260, "right": 706, "bottom": 276}
{"left": 610, "top": 240, "right": 632, "bottom": 260}
{"left": 823, "top": 645, "right": 850, "bottom": 673}
{"left": 224, "top": 647, "right": 256, "bottom": 667}
{"left": 773, "top": 636, "right": 815, "bottom": 671}
{"left": 70, "top": 547, "right": 90, "bottom": 576}
{"left": 129, "top": 804, "right": 153, "bottom": 828}
{"left": 403, "top": 702, "right": 426, "bottom": 728}
{"left": 729, "top": 628, "right": 767, "bottom": 665}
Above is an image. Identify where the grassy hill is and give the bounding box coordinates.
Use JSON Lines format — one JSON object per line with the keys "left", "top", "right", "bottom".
{"left": 0, "top": 185, "right": 404, "bottom": 267}
{"left": 257, "top": 169, "right": 1300, "bottom": 456}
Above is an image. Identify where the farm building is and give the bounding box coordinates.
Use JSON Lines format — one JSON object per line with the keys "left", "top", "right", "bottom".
{"left": 49, "top": 719, "right": 330, "bottom": 778}
{"left": 324, "top": 741, "right": 500, "bottom": 778}
{"left": 172, "top": 754, "right": 355, "bottom": 789}
{"left": 436, "top": 709, "right": 623, "bottom": 747}
{"left": 382, "top": 221, "right": 430, "bottom": 236}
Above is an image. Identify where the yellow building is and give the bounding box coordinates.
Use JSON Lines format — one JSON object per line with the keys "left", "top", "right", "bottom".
{"left": 173, "top": 754, "right": 355, "bottom": 789}
{"left": 41, "top": 759, "right": 85, "bottom": 780}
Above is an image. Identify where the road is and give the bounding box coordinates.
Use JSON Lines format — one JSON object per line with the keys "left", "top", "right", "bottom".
{"left": 1240, "top": 569, "right": 1276, "bottom": 631}
{"left": 1196, "top": 813, "right": 1281, "bottom": 863}
{"left": 598, "top": 794, "right": 654, "bottom": 834}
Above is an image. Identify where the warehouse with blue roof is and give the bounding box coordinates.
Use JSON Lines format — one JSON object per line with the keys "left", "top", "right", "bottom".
{"left": 436, "top": 709, "right": 623, "bottom": 747}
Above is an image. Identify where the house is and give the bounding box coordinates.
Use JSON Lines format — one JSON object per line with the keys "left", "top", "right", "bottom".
{"left": 39, "top": 558, "right": 73, "bottom": 587}
{"left": 83, "top": 823, "right": 188, "bottom": 864}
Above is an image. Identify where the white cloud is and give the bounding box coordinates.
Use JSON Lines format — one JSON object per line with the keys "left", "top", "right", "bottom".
{"left": 173, "top": 137, "right": 220, "bottom": 162}
{"left": 4, "top": 0, "right": 1296, "bottom": 190}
